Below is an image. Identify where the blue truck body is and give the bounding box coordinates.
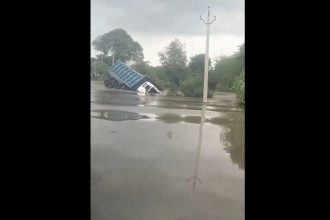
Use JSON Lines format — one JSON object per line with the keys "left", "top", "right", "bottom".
{"left": 104, "top": 60, "right": 160, "bottom": 94}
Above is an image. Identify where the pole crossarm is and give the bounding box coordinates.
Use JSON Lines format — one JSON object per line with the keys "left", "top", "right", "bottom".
{"left": 200, "top": 15, "right": 207, "bottom": 24}
{"left": 209, "top": 16, "right": 216, "bottom": 24}
{"left": 200, "top": 6, "right": 216, "bottom": 24}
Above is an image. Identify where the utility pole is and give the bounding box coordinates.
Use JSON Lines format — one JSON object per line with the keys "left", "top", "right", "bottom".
{"left": 200, "top": 6, "right": 216, "bottom": 107}
{"left": 187, "top": 6, "right": 216, "bottom": 191}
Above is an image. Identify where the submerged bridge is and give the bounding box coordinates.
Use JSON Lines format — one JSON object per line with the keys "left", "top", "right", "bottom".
{"left": 104, "top": 60, "right": 160, "bottom": 94}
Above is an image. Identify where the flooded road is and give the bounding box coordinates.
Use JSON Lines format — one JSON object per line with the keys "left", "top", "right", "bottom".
{"left": 91, "top": 80, "right": 244, "bottom": 220}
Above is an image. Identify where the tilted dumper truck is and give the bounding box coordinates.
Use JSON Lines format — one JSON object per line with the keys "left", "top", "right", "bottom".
{"left": 104, "top": 60, "right": 160, "bottom": 94}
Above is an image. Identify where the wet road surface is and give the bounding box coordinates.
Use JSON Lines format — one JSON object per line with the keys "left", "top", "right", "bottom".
{"left": 91, "top": 80, "right": 244, "bottom": 220}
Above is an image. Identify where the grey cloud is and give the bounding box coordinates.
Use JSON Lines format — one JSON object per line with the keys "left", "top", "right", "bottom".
{"left": 92, "top": 0, "right": 244, "bottom": 38}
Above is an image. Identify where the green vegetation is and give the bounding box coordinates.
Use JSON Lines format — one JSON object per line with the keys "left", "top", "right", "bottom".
{"left": 158, "top": 39, "right": 188, "bottom": 87}
{"left": 214, "top": 44, "right": 245, "bottom": 91}
{"left": 131, "top": 61, "right": 169, "bottom": 91}
{"left": 231, "top": 70, "right": 245, "bottom": 105}
{"left": 92, "top": 28, "right": 245, "bottom": 105}
{"left": 180, "top": 76, "right": 204, "bottom": 97}
{"left": 92, "top": 28, "right": 143, "bottom": 63}
{"left": 91, "top": 60, "right": 109, "bottom": 80}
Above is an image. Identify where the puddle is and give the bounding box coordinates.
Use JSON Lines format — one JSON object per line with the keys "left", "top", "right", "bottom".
{"left": 92, "top": 109, "right": 238, "bottom": 126}
{"left": 91, "top": 110, "right": 150, "bottom": 121}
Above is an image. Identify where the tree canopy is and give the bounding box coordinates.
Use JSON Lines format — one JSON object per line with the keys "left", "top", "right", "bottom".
{"left": 92, "top": 28, "right": 144, "bottom": 64}
{"left": 158, "top": 39, "right": 187, "bottom": 86}
{"left": 91, "top": 60, "right": 109, "bottom": 80}
{"left": 188, "top": 53, "right": 211, "bottom": 75}
{"left": 214, "top": 44, "right": 245, "bottom": 91}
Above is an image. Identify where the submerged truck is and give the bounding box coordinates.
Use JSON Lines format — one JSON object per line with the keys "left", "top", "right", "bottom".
{"left": 104, "top": 60, "right": 161, "bottom": 94}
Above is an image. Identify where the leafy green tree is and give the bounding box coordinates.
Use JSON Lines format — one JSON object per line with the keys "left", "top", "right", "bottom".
{"left": 231, "top": 70, "right": 245, "bottom": 105}
{"left": 180, "top": 75, "right": 214, "bottom": 98}
{"left": 132, "top": 61, "right": 168, "bottom": 90}
{"left": 214, "top": 43, "right": 245, "bottom": 91}
{"left": 92, "top": 35, "right": 111, "bottom": 58}
{"left": 180, "top": 43, "right": 245, "bottom": 98}
{"left": 92, "top": 28, "right": 144, "bottom": 63}
{"left": 158, "top": 39, "right": 187, "bottom": 87}
{"left": 91, "top": 61, "right": 109, "bottom": 80}
{"left": 188, "top": 53, "right": 211, "bottom": 75}
{"left": 131, "top": 61, "right": 153, "bottom": 75}
{"left": 208, "top": 70, "right": 220, "bottom": 97}
{"left": 102, "top": 55, "right": 114, "bottom": 67}
{"left": 180, "top": 76, "right": 203, "bottom": 97}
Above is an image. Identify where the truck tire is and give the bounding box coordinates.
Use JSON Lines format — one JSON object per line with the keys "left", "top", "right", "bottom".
{"left": 114, "top": 82, "right": 120, "bottom": 89}
{"left": 109, "top": 79, "right": 116, "bottom": 88}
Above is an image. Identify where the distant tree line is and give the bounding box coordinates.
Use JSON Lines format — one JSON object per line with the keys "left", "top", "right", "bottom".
{"left": 91, "top": 28, "right": 245, "bottom": 105}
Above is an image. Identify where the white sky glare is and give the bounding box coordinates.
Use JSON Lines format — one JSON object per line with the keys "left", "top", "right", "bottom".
{"left": 91, "top": 0, "right": 244, "bottom": 66}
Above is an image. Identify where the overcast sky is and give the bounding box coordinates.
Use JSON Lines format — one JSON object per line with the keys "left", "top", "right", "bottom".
{"left": 91, "top": 0, "right": 244, "bottom": 66}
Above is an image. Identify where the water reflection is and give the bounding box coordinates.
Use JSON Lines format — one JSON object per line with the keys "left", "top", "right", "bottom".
{"left": 187, "top": 103, "right": 207, "bottom": 191}
{"left": 92, "top": 89, "right": 142, "bottom": 106}
{"left": 91, "top": 109, "right": 235, "bottom": 126}
{"left": 92, "top": 108, "right": 244, "bottom": 171}
{"left": 220, "top": 112, "right": 245, "bottom": 170}
{"left": 166, "top": 131, "right": 173, "bottom": 139}
{"left": 91, "top": 109, "right": 150, "bottom": 121}
{"left": 157, "top": 113, "right": 182, "bottom": 123}
{"left": 91, "top": 108, "right": 244, "bottom": 171}
{"left": 157, "top": 113, "right": 234, "bottom": 125}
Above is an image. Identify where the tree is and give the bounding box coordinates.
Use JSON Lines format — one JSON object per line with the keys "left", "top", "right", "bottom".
{"left": 92, "top": 28, "right": 144, "bottom": 63}
{"left": 188, "top": 53, "right": 211, "bottom": 75}
{"left": 180, "top": 76, "right": 203, "bottom": 97}
{"left": 91, "top": 61, "right": 109, "bottom": 80}
{"left": 180, "top": 75, "right": 214, "bottom": 98}
{"left": 102, "top": 55, "right": 114, "bottom": 66}
{"left": 231, "top": 69, "right": 245, "bottom": 105}
{"left": 92, "top": 35, "right": 111, "bottom": 59}
{"left": 208, "top": 70, "right": 220, "bottom": 97}
{"left": 214, "top": 43, "right": 245, "bottom": 91}
{"left": 132, "top": 61, "right": 168, "bottom": 90}
{"left": 158, "top": 39, "right": 187, "bottom": 87}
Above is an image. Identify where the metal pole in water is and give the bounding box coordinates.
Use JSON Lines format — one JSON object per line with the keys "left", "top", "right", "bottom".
{"left": 187, "top": 6, "right": 216, "bottom": 191}
{"left": 200, "top": 6, "right": 216, "bottom": 107}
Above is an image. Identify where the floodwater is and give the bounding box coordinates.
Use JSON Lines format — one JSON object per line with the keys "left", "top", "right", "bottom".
{"left": 91, "top": 80, "right": 244, "bottom": 220}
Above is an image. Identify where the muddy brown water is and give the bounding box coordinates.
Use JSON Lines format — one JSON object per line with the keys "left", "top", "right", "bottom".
{"left": 91, "top": 80, "right": 244, "bottom": 220}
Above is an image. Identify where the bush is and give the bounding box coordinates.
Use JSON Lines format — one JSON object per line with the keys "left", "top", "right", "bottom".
{"left": 180, "top": 76, "right": 204, "bottom": 97}
{"left": 231, "top": 70, "right": 245, "bottom": 105}
{"left": 91, "top": 61, "right": 110, "bottom": 80}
